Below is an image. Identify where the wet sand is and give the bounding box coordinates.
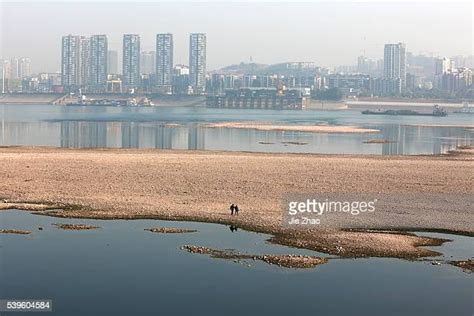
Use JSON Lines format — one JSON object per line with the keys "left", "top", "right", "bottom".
{"left": 0, "top": 147, "right": 472, "bottom": 258}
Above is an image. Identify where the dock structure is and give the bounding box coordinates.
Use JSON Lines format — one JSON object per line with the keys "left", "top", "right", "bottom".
{"left": 207, "top": 88, "right": 307, "bottom": 110}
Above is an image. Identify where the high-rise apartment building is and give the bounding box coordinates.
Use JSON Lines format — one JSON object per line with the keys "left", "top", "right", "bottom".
{"left": 89, "top": 35, "right": 108, "bottom": 90}
{"left": 383, "top": 43, "right": 406, "bottom": 93}
{"left": 156, "top": 33, "right": 173, "bottom": 91}
{"left": 61, "top": 35, "right": 80, "bottom": 88}
{"left": 107, "top": 51, "right": 118, "bottom": 75}
{"left": 78, "top": 36, "right": 90, "bottom": 87}
{"left": 189, "top": 33, "right": 206, "bottom": 93}
{"left": 61, "top": 35, "right": 90, "bottom": 90}
{"left": 122, "top": 34, "right": 141, "bottom": 89}
{"left": 140, "top": 51, "right": 155, "bottom": 75}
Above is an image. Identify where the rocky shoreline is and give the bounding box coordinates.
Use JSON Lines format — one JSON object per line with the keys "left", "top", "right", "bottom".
{"left": 181, "top": 245, "right": 328, "bottom": 268}
{"left": 145, "top": 227, "right": 197, "bottom": 234}
{"left": 52, "top": 223, "right": 100, "bottom": 230}
{"left": 0, "top": 229, "right": 31, "bottom": 234}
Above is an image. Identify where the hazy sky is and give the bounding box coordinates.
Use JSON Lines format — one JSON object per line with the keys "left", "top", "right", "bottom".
{"left": 0, "top": 0, "right": 472, "bottom": 73}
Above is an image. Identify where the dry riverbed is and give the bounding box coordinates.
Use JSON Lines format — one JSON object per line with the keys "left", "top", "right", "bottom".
{"left": 0, "top": 147, "right": 473, "bottom": 260}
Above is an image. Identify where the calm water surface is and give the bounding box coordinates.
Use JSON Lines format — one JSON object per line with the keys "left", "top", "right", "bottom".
{"left": 0, "top": 210, "right": 472, "bottom": 316}
{"left": 1, "top": 104, "right": 472, "bottom": 155}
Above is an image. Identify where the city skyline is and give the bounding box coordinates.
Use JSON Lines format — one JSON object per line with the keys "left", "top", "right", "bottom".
{"left": 1, "top": 1, "right": 472, "bottom": 73}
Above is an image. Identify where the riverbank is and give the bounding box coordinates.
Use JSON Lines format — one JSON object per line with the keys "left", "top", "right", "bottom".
{"left": 0, "top": 147, "right": 472, "bottom": 259}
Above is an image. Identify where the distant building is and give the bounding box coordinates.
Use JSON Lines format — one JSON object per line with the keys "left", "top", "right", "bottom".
{"left": 207, "top": 88, "right": 307, "bottom": 110}
{"left": 156, "top": 33, "right": 173, "bottom": 92}
{"left": 371, "top": 77, "right": 402, "bottom": 96}
{"left": 1, "top": 59, "right": 11, "bottom": 93}
{"left": 37, "top": 73, "right": 62, "bottom": 92}
{"left": 172, "top": 64, "right": 190, "bottom": 94}
{"left": 89, "top": 35, "right": 108, "bottom": 91}
{"left": 61, "top": 35, "right": 77, "bottom": 88}
{"left": 327, "top": 73, "right": 370, "bottom": 94}
{"left": 78, "top": 36, "right": 90, "bottom": 87}
{"left": 19, "top": 58, "right": 31, "bottom": 78}
{"left": 435, "top": 57, "right": 454, "bottom": 76}
{"left": 1, "top": 59, "right": 11, "bottom": 79}
{"left": 10, "top": 57, "right": 20, "bottom": 79}
{"left": 440, "top": 68, "right": 473, "bottom": 94}
{"left": 4, "top": 57, "right": 30, "bottom": 81}
{"left": 357, "top": 56, "right": 369, "bottom": 73}
{"left": 61, "top": 35, "right": 89, "bottom": 90}
{"left": 434, "top": 57, "right": 454, "bottom": 89}
{"left": 383, "top": 43, "right": 406, "bottom": 93}
{"left": 122, "top": 34, "right": 141, "bottom": 89}
{"left": 189, "top": 33, "right": 206, "bottom": 94}
{"left": 140, "top": 51, "right": 155, "bottom": 75}
{"left": 107, "top": 50, "right": 118, "bottom": 75}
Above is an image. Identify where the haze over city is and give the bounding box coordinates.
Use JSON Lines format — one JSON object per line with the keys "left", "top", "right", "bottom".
{"left": 1, "top": 1, "right": 472, "bottom": 73}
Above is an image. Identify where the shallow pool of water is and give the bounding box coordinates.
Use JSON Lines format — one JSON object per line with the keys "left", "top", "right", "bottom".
{"left": 0, "top": 210, "right": 472, "bottom": 316}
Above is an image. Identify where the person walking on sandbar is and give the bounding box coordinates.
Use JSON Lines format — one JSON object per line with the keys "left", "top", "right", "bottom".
{"left": 234, "top": 205, "right": 239, "bottom": 215}
{"left": 230, "top": 204, "right": 235, "bottom": 215}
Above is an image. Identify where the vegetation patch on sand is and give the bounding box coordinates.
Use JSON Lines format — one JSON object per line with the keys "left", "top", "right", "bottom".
{"left": 281, "top": 141, "right": 308, "bottom": 145}
{"left": 0, "top": 229, "right": 31, "bottom": 234}
{"left": 181, "top": 245, "right": 328, "bottom": 268}
{"left": 52, "top": 223, "right": 99, "bottom": 230}
{"left": 450, "top": 259, "right": 474, "bottom": 273}
{"left": 258, "top": 141, "right": 275, "bottom": 145}
{"left": 145, "top": 227, "right": 196, "bottom": 234}
{"left": 363, "top": 139, "right": 393, "bottom": 144}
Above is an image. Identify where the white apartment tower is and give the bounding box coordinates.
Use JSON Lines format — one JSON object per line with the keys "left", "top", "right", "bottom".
{"left": 156, "top": 33, "right": 173, "bottom": 90}
{"left": 383, "top": 43, "right": 406, "bottom": 93}
{"left": 61, "top": 35, "right": 90, "bottom": 90}
{"left": 122, "top": 34, "right": 141, "bottom": 89}
{"left": 189, "top": 33, "right": 206, "bottom": 93}
{"left": 89, "top": 35, "right": 108, "bottom": 90}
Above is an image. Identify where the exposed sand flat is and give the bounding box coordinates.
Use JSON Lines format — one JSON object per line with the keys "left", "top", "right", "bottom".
{"left": 0, "top": 147, "right": 472, "bottom": 258}
{"left": 401, "top": 124, "right": 474, "bottom": 129}
{"left": 0, "top": 94, "right": 64, "bottom": 104}
{"left": 206, "top": 122, "right": 379, "bottom": 133}
{"left": 347, "top": 100, "right": 466, "bottom": 108}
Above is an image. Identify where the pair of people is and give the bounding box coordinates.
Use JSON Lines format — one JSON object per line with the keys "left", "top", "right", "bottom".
{"left": 229, "top": 204, "right": 240, "bottom": 215}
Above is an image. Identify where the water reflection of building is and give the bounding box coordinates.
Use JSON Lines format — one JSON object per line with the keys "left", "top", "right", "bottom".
{"left": 379, "top": 125, "right": 473, "bottom": 156}
{"left": 187, "top": 125, "right": 205, "bottom": 150}
{"left": 121, "top": 122, "right": 140, "bottom": 148}
{"left": 60, "top": 121, "right": 181, "bottom": 149}
{"left": 381, "top": 125, "right": 405, "bottom": 155}
{"left": 60, "top": 121, "right": 107, "bottom": 148}
{"left": 155, "top": 125, "right": 173, "bottom": 149}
